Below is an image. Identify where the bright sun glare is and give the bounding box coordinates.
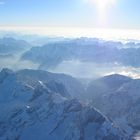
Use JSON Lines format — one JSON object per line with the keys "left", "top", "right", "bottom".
{"left": 86, "top": 0, "right": 116, "bottom": 24}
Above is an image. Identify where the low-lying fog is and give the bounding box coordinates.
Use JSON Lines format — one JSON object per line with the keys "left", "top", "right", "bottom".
{"left": 0, "top": 33, "right": 140, "bottom": 80}
{"left": 49, "top": 60, "right": 140, "bottom": 79}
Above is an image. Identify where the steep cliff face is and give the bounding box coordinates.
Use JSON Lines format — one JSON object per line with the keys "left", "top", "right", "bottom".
{"left": 0, "top": 69, "right": 126, "bottom": 140}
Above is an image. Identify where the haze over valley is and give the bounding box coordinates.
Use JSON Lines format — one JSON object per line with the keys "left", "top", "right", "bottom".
{"left": 0, "top": 0, "right": 140, "bottom": 139}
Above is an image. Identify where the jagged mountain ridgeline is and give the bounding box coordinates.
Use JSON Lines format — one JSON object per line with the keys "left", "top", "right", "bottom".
{"left": 0, "top": 69, "right": 127, "bottom": 140}
{"left": 0, "top": 36, "right": 140, "bottom": 140}
{"left": 22, "top": 38, "right": 140, "bottom": 69}
{"left": 0, "top": 0, "right": 140, "bottom": 139}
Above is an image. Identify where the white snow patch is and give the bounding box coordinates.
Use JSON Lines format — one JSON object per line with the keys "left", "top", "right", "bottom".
{"left": 26, "top": 105, "right": 30, "bottom": 109}
{"left": 52, "top": 93, "right": 67, "bottom": 104}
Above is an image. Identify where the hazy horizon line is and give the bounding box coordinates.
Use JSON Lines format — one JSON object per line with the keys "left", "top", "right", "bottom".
{"left": 0, "top": 25, "right": 140, "bottom": 40}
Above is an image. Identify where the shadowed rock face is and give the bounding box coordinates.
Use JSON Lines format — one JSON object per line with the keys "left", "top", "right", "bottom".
{"left": 86, "top": 74, "right": 132, "bottom": 100}
{"left": 0, "top": 69, "right": 126, "bottom": 140}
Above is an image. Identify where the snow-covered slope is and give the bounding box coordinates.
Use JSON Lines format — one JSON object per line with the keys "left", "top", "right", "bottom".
{"left": 16, "top": 69, "right": 85, "bottom": 99}
{"left": 0, "top": 68, "right": 126, "bottom": 140}
{"left": 86, "top": 74, "right": 140, "bottom": 137}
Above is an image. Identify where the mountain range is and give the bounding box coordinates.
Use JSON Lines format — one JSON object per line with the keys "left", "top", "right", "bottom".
{"left": 0, "top": 68, "right": 127, "bottom": 140}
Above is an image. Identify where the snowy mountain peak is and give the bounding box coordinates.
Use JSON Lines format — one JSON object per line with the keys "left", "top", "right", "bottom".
{"left": 0, "top": 68, "right": 127, "bottom": 140}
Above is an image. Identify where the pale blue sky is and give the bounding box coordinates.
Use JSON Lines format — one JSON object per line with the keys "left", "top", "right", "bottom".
{"left": 0, "top": 0, "right": 139, "bottom": 29}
